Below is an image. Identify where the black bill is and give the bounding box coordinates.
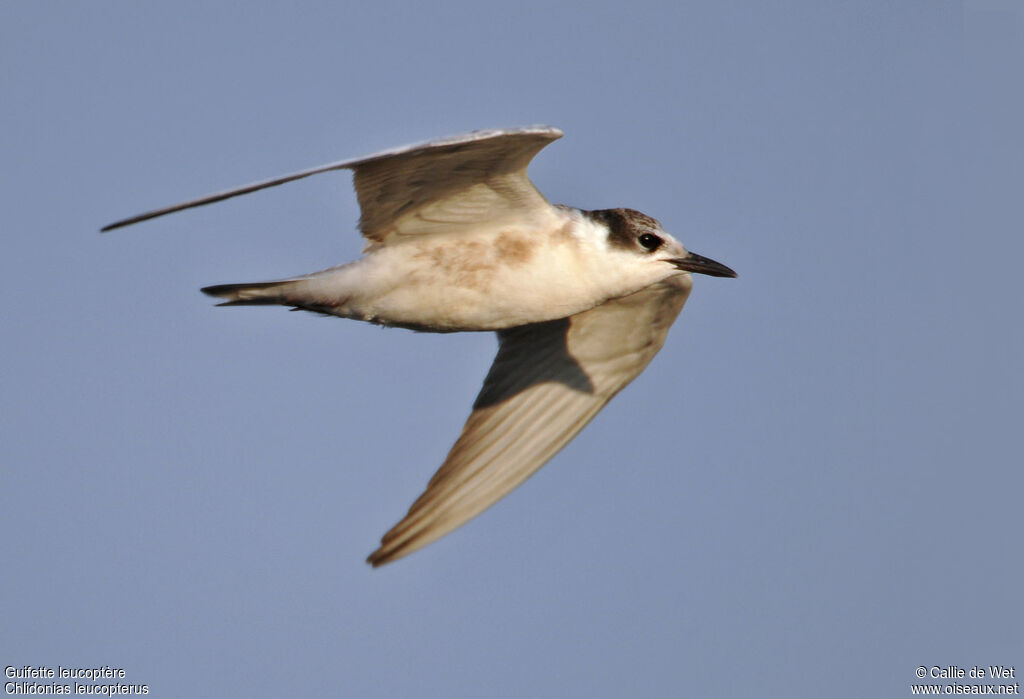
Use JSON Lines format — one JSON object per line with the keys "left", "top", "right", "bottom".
{"left": 671, "top": 251, "right": 737, "bottom": 278}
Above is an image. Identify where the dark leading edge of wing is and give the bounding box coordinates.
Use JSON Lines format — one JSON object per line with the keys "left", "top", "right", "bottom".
{"left": 100, "top": 126, "right": 563, "bottom": 233}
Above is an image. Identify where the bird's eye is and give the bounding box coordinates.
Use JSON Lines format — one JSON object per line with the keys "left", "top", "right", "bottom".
{"left": 638, "top": 233, "right": 663, "bottom": 251}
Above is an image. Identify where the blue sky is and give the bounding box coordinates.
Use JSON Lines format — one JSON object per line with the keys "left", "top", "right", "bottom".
{"left": 2, "top": 2, "right": 1021, "bottom": 697}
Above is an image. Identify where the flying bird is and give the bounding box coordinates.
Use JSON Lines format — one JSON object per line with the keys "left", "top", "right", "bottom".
{"left": 103, "top": 126, "right": 736, "bottom": 566}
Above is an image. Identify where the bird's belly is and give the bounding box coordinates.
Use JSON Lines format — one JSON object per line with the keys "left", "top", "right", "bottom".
{"left": 343, "top": 236, "right": 608, "bottom": 331}
{"left": 368, "top": 278, "right": 590, "bottom": 330}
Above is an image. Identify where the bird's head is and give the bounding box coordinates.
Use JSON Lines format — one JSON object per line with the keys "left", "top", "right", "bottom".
{"left": 587, "top": 208, "right": 737, "bottom": 284}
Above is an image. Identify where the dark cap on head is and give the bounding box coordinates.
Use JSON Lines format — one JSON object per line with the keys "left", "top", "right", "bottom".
{"left": 585, "top": 208, "right": 662, "bottom": 249}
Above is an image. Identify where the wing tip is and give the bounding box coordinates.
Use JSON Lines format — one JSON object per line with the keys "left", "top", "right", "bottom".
{"left": 100, "top": 215, "right": 147, "bottom": 233}
{"left": 365, "top": 545, "right": 404, "bottom": 568}
{"left": 365, "top": 521, "right": 444, "bottom": 567}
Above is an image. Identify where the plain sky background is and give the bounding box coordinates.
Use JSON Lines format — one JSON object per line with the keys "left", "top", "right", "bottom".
{"left": 2, "top": 2, "right": 1021, "bottom": 697}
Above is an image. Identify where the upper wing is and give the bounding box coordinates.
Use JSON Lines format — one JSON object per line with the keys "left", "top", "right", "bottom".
{"left": 101, "top": 126, "right": 564, "bottom": 242}
{"left": 366, "top": 275, "right": 694, "bottom": 566}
